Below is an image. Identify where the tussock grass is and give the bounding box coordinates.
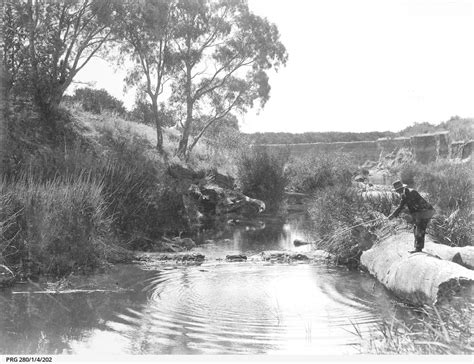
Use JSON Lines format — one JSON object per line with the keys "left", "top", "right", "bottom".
{"left": 0, "top": 174, "right": 113, "bottom": 277}
{"left": 354, "top": 303, "right": 473, "bottom": 354}
{"left": 309, "top": 186, "right": 398, "bottom": 265}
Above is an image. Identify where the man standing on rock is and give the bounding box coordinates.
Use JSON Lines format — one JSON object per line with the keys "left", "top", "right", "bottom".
{"left": 388, "top": 180, "right": 435, "bottom": 253}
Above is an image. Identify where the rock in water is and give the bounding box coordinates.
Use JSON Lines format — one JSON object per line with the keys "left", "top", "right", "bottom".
{"left": 154, "top": 253, "right": 205, "bottom": 263}
{"left": 0, "top": 265, "right": 15, "bottom": 288}
{"left": 360, "top": 232, "right": 474, "bottom": 305}
{"left": 225, "top": 254, "right": 247, "bottom": 262}
{"left": 293, "top": 239, "right": 311, "bottom": 247}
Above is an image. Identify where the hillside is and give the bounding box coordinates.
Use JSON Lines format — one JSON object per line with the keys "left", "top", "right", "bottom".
{"left": 246, "top": 117, "right": 473, "bottom": 145}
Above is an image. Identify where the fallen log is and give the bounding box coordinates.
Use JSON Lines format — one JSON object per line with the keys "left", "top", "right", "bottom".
{"left": 423, "top": 243, "right": 474, "bottom": 270}
{"left": 360, "top": 232, "right": 474, "bottom": 305}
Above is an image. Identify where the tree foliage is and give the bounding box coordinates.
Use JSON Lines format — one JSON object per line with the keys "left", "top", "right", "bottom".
{"left": 128, "top": 97, "right": 176, "bottom": 128}
{"left": 3, "top": 0, "right": 114, "bottom": 114}
{"left": 65, "top": 87, "right": 126, "bottom": 115}
{"left": 170, "top": 0, "right": 287, "bottom": 157}
{"left": 110, "top": 0, "right": 176, "bottom": 152}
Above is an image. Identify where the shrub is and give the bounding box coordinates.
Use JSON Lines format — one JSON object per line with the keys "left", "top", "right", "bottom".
{"left": 127, "top": 100, "right": 176, "bottom": 127}
{"left": 65, "top": 88, "right": 126, "bottom": 116}
{"left": 237, "top": 147, "right": 290, "bottom": 211}
{"left": 287, "top": 153, "right": 354, "bottom": 193}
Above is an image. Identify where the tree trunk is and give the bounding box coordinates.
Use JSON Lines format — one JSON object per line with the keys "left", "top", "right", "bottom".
{"left": 151, "top": 96, "right": 163, "bottom": 153}
{"left": 0, "top": 63, "right": 7, "bottom": 173}
{"left": 360, "top": 231, "right": 474, "bottom": 306}
{"left": 176, "top": 62, "right": 193, "bottom": 158}
{"left": 177, "top": 107, "right": 192, "bottom": 158}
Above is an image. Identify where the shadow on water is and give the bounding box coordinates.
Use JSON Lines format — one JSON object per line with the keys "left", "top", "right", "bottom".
{"left": 0, "top": 208, "right": 448, "bottom": 355}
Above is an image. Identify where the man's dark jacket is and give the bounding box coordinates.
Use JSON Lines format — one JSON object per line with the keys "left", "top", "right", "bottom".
{"left": 391, "top": 188, "right": 434, "bottom": 217}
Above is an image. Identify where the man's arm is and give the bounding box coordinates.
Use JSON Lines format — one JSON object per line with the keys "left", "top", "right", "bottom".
{"left": 388, "top": 194, "right": 406, "bottom": 219}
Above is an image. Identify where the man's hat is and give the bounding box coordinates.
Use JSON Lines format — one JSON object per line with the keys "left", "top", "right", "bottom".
{"left": 392, "top": 180, "right": 407, "bottom": 191}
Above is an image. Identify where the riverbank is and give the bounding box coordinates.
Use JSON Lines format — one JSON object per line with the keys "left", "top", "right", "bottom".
{"left": 0, "top": 103, "right": 246, "bottom": 282}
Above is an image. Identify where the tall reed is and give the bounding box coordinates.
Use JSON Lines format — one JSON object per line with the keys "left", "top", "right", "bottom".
{"left": 0, "top": 174, "right": 112, "bottom": 277}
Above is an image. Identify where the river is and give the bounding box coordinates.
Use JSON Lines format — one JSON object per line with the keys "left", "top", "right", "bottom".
{"left": 0, "top": 208, "right": 422, "bottom": 355}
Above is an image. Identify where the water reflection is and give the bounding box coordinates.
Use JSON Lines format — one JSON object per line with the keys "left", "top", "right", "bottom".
{"left": 0, "top": 210, "right": 428, "bottom": 355}
{"left": 0, "top": 266, "right": 154, "bottom": 355}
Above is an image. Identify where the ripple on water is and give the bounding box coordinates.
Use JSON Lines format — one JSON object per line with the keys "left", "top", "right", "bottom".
{"left": 103, "top": 262, "right": 388, "bottom": 354}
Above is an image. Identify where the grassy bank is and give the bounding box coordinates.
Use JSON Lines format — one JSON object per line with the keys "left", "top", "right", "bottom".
{"left": 296, "top": 154, "right": 472, "bottom": 266}
{"left": 0, "top": 103, "right": 241, "bottom": 279}
{"left": 355, "top": 303, "right": 473, "bottom": 354}
{"left": 0, "top": 175, "right": 115, "bottom": 277}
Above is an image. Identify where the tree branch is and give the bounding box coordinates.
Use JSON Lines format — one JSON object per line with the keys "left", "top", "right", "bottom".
{"left": 188, "top": 91, "right": 243, "bottom": 153}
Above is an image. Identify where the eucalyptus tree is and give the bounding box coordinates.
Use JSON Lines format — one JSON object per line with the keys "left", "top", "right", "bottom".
{"left": 171, "top": 0, "right": 287, "bottom": 158}
{"left": 3, "top": 0, "right": 114, "bottom": 115}
{"left": 111, "top": 0, "right": 176, "bottom": 153}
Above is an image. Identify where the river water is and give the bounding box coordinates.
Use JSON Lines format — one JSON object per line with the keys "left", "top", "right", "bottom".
{"left": 0, "top": 209, "right": 420, "bottom": 355}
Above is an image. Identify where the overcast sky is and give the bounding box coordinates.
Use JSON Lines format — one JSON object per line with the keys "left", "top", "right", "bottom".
{"left": 77, "top": 0, "right": 474, "bottom": 133}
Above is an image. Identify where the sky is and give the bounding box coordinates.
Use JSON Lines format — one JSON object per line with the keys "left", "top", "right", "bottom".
{"left": 77, "top": 0, "right": 474, "bottom": 133}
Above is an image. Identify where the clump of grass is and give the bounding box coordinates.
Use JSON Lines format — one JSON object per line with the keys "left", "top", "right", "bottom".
{"left": 355, "top": 303, "right": 473, "bottom": 354}
{"left": 309, "top": 185, "right": 397, "bottom": 265}
{"left": 287, "top": 152, "right": 354, "bottom": 193}
{"left": 0, "top": 174, "right": 113, "bottom": 277}
{"left": 237, "top": 147, "right": 290, "bottom": 212}
{"left": 398, "top": 160, "right": 472, "bottom": 247}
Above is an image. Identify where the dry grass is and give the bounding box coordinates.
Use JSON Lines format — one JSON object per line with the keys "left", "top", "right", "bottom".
{"left": 0, "top": 174, "right": 113, "bottom": 277}
{"left": 353, "top": 303, "right": 473, "bottom": 354}
{"left": 309, "top": 186, "right": 399, "bottom": 265}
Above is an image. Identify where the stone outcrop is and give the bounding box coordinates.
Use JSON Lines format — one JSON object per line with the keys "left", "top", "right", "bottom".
{"left": 169, "top": 164, "right": 265, "bottom": 229}
{"left": 360, "top": 232, "right": 474, "bottom": 305}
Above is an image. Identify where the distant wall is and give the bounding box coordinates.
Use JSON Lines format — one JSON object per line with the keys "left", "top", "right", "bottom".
{"left": 254, "top": 141, "right": 380, "bottom": 163}
{"left": 376, "top": 137, "right": 411, "bottom": 157}
{"left": 255, "top": 131, "right": 471, "bottom": 165}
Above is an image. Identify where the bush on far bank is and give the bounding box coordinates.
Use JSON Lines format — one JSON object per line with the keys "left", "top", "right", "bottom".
{"left": 287, "top": 152, "right": 354, "bottom": 193}
{"left": 237, "top": 147, "right": 290, "bottom": 212}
